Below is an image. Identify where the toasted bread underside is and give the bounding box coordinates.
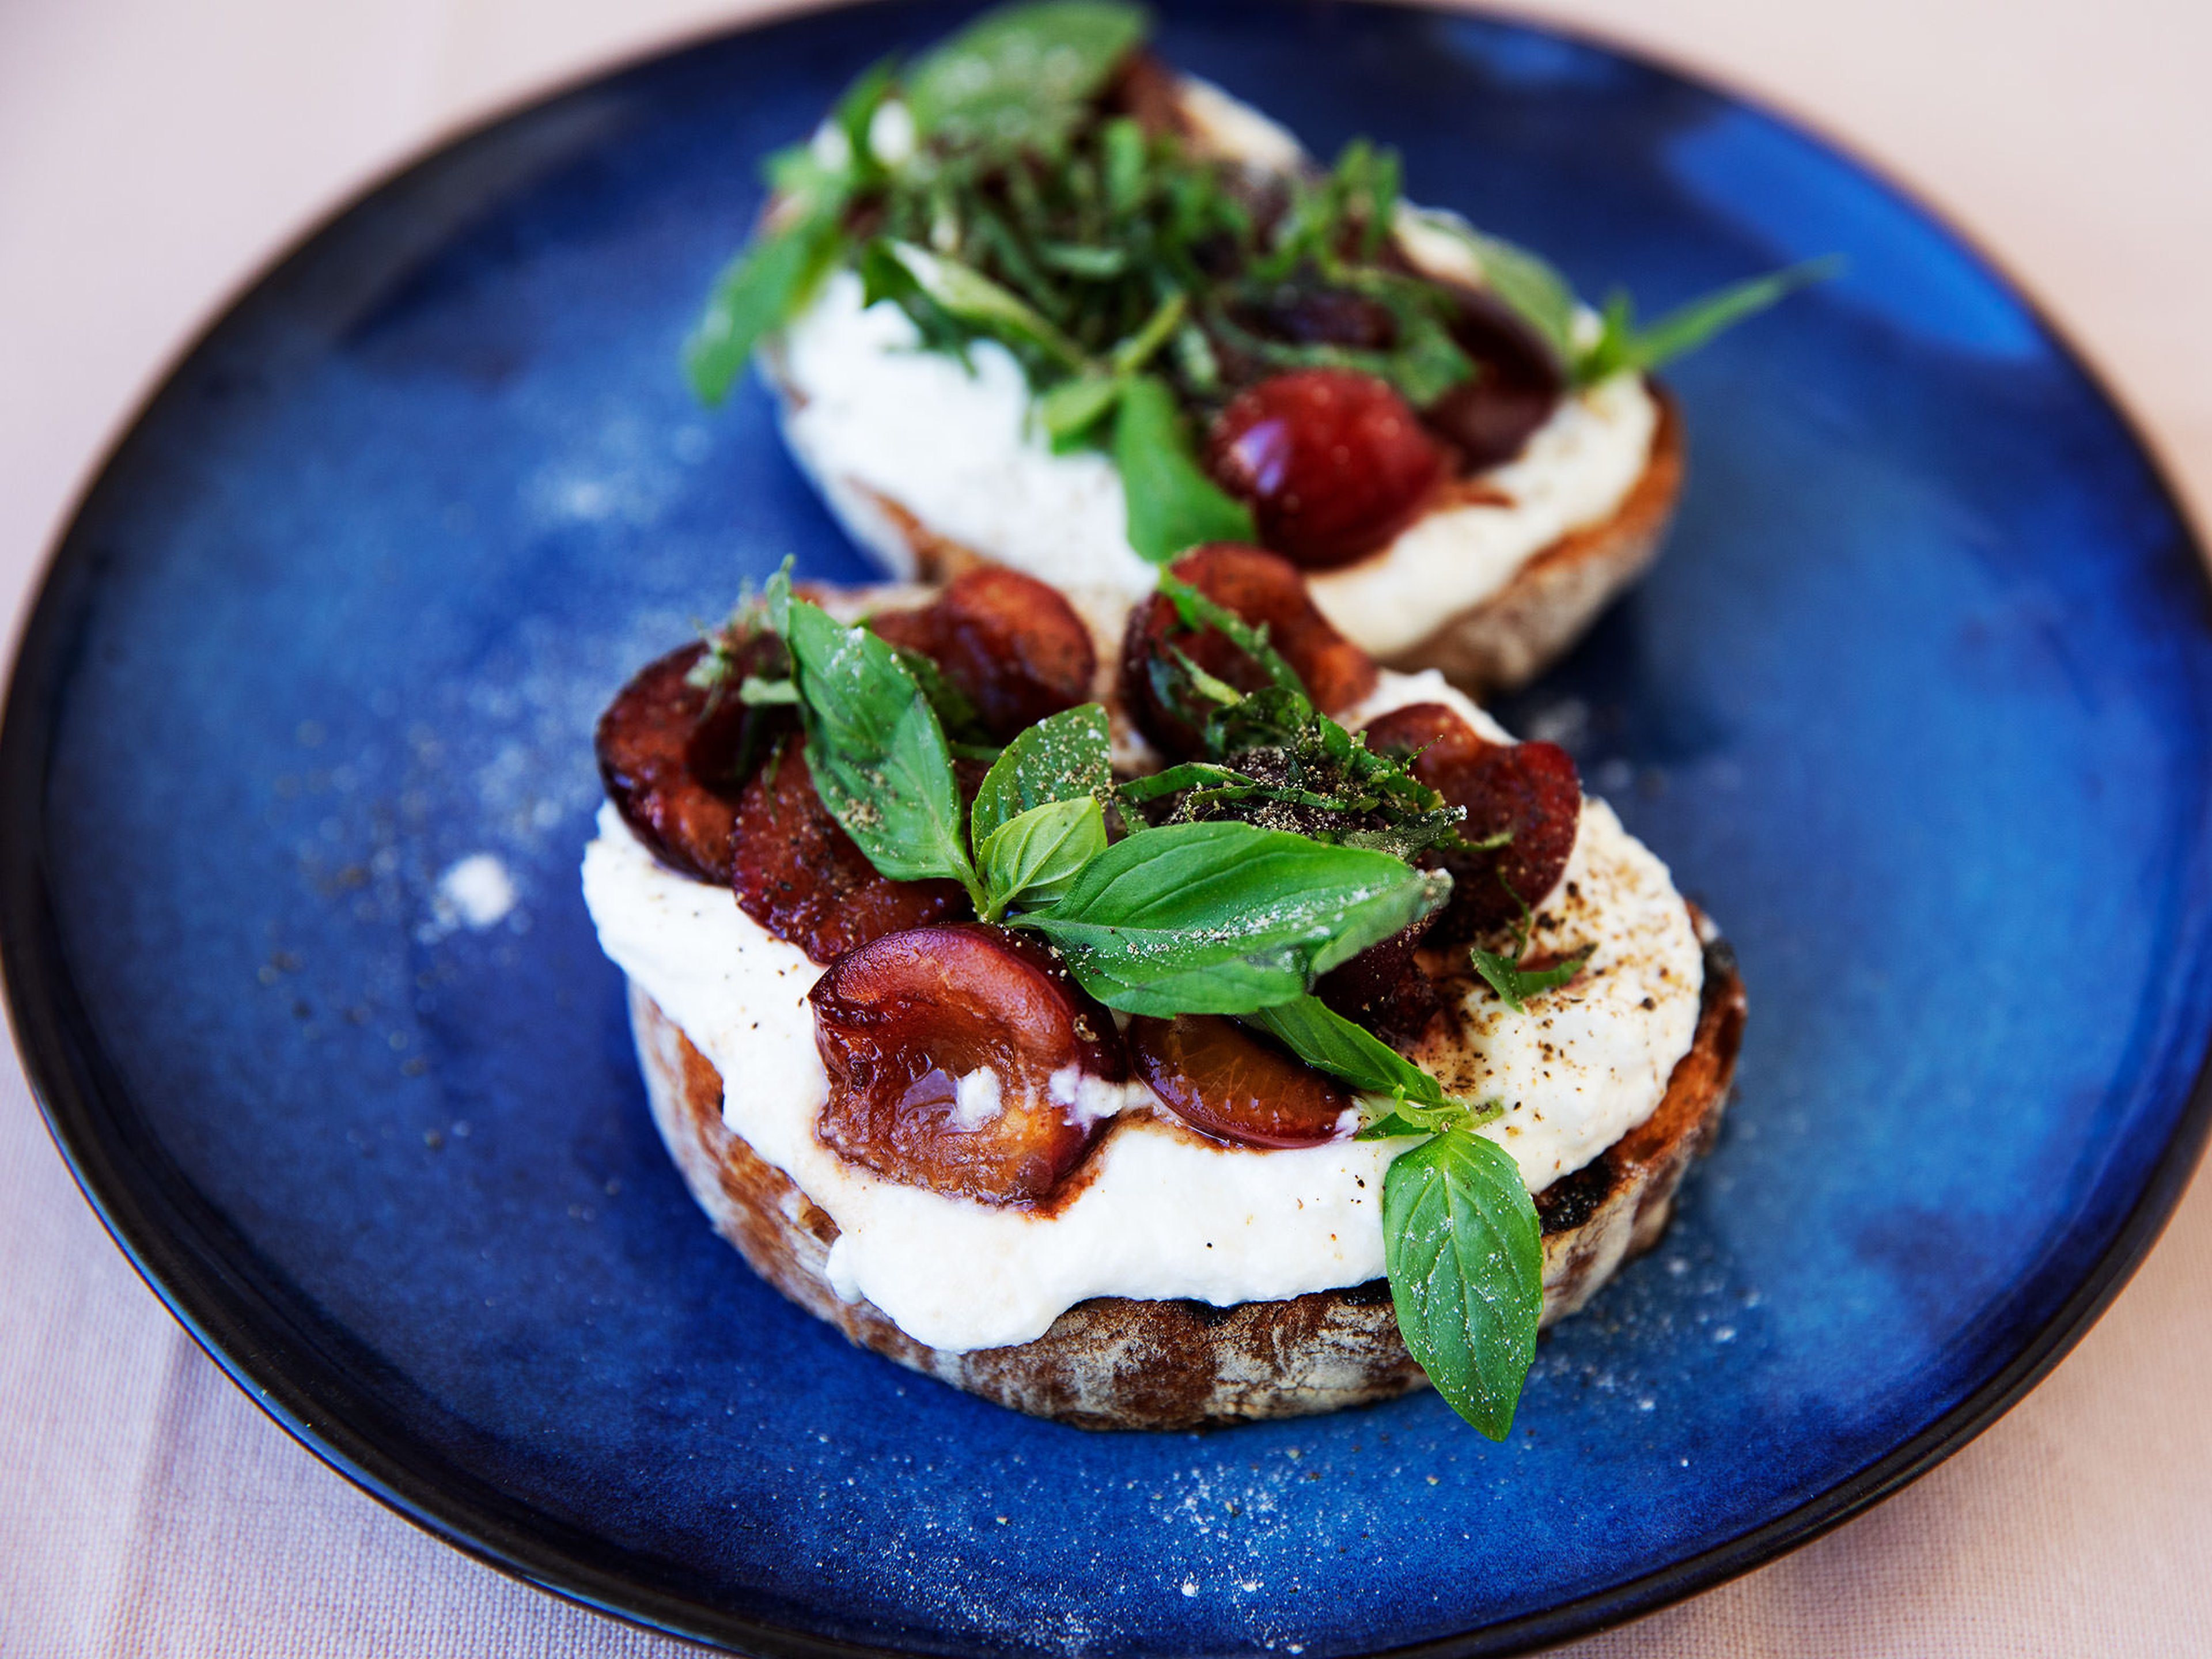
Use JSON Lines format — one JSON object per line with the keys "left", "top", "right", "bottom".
{"left": 627, "top": 920, "right": 1744, "bottom": 1431}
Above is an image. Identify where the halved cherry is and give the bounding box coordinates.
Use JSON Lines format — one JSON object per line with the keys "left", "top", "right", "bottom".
{"left": 1362, "top": 702, "right": 1582, "bottom": 941}
{"left": 1232, "top": 284, "right": 1399, "bottom": 353}
{"left": 1315, "top": 919, "right": 1440, "bottom": 1048}
{"left": 810, "top": 923, "right": 1127, "bottom": 1204}
{"left": 1206, "top": 369, "right": 1446, "bottom": 570}
{"left": 730, "top": 745, "right": 966, "bottom": 965}
{"left": 868, "top": 568, "right": 1096, "bottom": 742}
{"left": 1127, "top": 1014, "right": 1355, "bottom": 1149}
{"left": 1119, "top": 544, "right": 1378, "bottom": 757}
{"left": 598, "top": 643, "right": 744, "bottom": 883}
{"left": 1420, "top": 287, "right": 1565, "bottom": 472}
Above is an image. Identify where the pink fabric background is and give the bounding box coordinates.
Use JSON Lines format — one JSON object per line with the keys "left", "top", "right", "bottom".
{"left": 4, "top": 1, "right": 2209, "bottom": 1652}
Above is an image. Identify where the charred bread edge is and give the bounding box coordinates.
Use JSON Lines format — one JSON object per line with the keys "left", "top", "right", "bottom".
{"left": 626, "top": 914, "right": 1744, "bottom": 1432}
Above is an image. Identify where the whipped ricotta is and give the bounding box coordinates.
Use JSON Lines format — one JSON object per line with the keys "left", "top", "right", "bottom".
{"left": 579, "top": 672, "right": 1702, "bottom": 1353}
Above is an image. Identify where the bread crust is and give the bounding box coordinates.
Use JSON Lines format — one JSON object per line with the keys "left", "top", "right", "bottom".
{"left": 627, "top": 921, "right": 1744, "bottom": 1431}
{"left": 1377, "top": 391, "right": 1683, "bottom": 693}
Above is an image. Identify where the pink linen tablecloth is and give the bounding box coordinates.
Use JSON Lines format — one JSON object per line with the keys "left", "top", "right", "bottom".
{"left": 4, "top": 1, "right": 2210, "bottom": 1653}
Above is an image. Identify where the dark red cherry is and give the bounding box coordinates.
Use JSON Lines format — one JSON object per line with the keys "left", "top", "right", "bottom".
{"left": 597, "top": 643, "right": 741, "bottom": 883}
{"left": 730, "top": 745, "right": 967, "bottom": 965}
{"left": 598, "top": 633, "right": 794, "bottom": 883}
{"left": 1127, "top": 1014, "right": 1356, "bottom": 1149}
{"left": 1206, "top": 370, "right": 1446, "bottom": 570}
{"left": 1362, "top": 702, "right": 1581, "bottom": 942}
{"left": 1315, "top": 919, "right": 1440, "bottom": 1048}
{"left": 810, "top": 923, "right": 1127, "bottom": 1204}
{"left": 1119, "top": 544, "right": 1378, "bottom": 757}
{"left": 868, "top": 567, "right": 1096, "bottom": 742}
{"left": 1420, "top": 287, "right": 1565, "bottom": 472}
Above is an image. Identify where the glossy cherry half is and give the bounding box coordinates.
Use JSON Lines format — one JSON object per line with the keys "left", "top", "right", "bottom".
{"left": 597, "top": 643, "right": 737, "bottom": 884}
{"left": 1206, "top": 369, "right": 1445, "bottom": 570}
{"left": 730, "top": 746, "right": 966, "bottom": 965}
{"left": 1127, "top": 1014, "right": 1355, "bottom": 1149}
{"left": 1314, "top": 919, "right": 1441, "bottom": 1048}
{"left": 867, "top": 567, "right": 1096, "bottom": 743}
{"left": 1362, "top": 701, "right": 1581, "bottom": 941}
{"left": 1420, "top": 287, "right": 1566, "bottom": 472}
{"left": 810, "top": 923, "right": 1127, "bottom": 1204}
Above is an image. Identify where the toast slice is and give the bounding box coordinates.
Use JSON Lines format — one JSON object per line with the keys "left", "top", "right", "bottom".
{"left": 762, "top": 74, "right": 1684, "bottom": 696}
{"left": 628, "top": 918, "right": 1744, "bottom": 1431}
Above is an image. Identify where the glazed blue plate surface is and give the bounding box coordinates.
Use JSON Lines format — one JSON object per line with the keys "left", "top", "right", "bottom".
{"left": 7, "top": 2, "right": 2212, "bottom": 1653}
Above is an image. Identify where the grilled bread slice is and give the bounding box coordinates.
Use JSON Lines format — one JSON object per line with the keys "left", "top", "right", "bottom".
{"left": 627, "top": 922, "right": 1743, "bottom": 1431}
{"left": 762, "top": 74, "right": 1684, "bottom": 696}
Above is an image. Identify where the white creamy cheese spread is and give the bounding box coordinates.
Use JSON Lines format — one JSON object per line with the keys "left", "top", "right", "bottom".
{"left": 579, "top": 671, "right": 1702, "bottom": 1353}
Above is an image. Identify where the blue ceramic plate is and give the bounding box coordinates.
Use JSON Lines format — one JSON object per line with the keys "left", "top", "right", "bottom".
{"left": 7, "top": 2, "right": 2211, "bottom": 1653}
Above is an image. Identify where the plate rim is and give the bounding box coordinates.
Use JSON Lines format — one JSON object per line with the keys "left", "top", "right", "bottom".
{"left": 5, "top": 1, "right": 2211, "bottom": 1652}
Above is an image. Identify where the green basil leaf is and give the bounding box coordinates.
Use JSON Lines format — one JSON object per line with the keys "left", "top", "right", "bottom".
{"left": 1102, "top": 115, "right": 1149, "bottom": 212}
{"left": 1038, "top": 373, "right": 1126, "bottom": 446}
{"left": 979, "top": 795, "right": 1108, "bottom": 916}
{"left": 1020, "top": 821, "right": 1449, "bottom": 1015}
{"left": 1359, "top": 1098, "right": 1505, "bottom": 1141}
{"left": 1113, "top": 374, "right": 1257, "bottom": 563}
{"left": 685, "top": 209, "right": 847, "bottom": 406}
{"left": 766, "top": 572, "right": 979, "bottom": 897}
{"left": 1469, "top": 943, "right": 1593, "bottom": 1014}
{"left": 884, "top": 241, "right": 1089, "bottom": 370}
{"left": 1381, "top": 1129, "right": 1543, "bottom": 1440}
{"left": 970, "top": 703, "right": 1112, "bottom": 850}
{"left": 1243, "top": 994, "right": 1453, "bottom": 1109}
{"left": 906, "top": 0, "right": 1149, "bottom": 151}
{"left": 1577, "top": 256, "right": 1840, "bottom": 384}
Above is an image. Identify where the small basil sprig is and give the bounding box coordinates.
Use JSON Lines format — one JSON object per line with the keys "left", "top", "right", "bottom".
{"left": 763, "top": 571, "right": 1123, "bottom": 920}
{"left": 1382, "top": 1130, "right": 1544, "bottom": 1440}
{"left": 759, "top": 576, "right": 1456, "bottom": 1009}
{"left": 1243, "top": 995, "right": 1499, "bottom": 1132}
{"left": 1469, "top": 885, "right": 1592, "bottom": 1013}
{"left": 1577, "top": 256, "right": 1842, "bottom": 384}
{"left": 872, "top": 247, "right": 1248, "bottom": 565}
{"left": 1399, "top": 209, "right": 1835, "bottom": 389}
